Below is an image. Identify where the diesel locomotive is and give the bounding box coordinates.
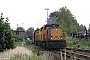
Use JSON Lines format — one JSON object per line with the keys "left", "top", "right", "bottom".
{"left": 32, "top": 24, "right": 66, "bottom": 49}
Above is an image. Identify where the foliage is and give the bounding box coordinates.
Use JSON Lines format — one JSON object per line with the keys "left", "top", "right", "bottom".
{"left": 49, "top": 7, "right": 86, "bottom": 35}
{"left": 0, "top": 13, "right": 14, "bottom": 52}
{"left": 26, "top": 27, "right": 34, "bottom": 40}
{"left": 14, "top": 42, "right": 22, "bottom": 47}
{"left": 88, "top": 24, "right": 90, "bottom": 32}
{"left": 67, "top": 37, "right": 90, "bottom": 50}
{"left": 24, "top": 32, "right": 28, "bottom": 40}
{"left": 12, "top": 35, "right": 23, "bottom": 42}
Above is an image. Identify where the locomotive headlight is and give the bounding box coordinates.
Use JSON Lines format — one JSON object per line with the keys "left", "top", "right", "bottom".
{"left": 51, "top": 38, "right": 52, "bottom": 39}
{"left": 56, "top": 29, "right": 57, "bottom": 30}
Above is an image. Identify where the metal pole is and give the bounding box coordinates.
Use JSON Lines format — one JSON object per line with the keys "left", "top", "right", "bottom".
{"left": 17, "top": 24, "right": 18, "bottom": 28}
{"left": 22, "top": 23, "right": 23, "bottom": 27}
{"left": 45, "top": 8, "right": 50, "bottom": 23}
{"left": 47, "top": 10, "right": 48, "bottom": 20}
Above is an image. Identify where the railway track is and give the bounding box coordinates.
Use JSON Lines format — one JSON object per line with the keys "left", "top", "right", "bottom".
{"left": 38, "top": 48, "right": 90, "bottom": 60}
{"left": 63, "top": 48, "right": 90, "bottom": 60}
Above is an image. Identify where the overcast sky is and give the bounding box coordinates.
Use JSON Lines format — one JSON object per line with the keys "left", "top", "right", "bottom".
{"left": 0, "top": 0, "right": 90, "bottom": 30}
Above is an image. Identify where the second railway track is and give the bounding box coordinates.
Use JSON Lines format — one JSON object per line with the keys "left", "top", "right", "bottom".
{"left": 37, "top": 48, "right": 90, "bottom": 60}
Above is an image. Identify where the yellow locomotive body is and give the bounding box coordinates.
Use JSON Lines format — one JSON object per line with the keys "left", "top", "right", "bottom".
{"left": 50, "top": 28, "right": 65, "bottom": 40}
{"left": 35, "top": 31, "right": 39, "bottom": 41}
{"left": 39, "top": 30, "right": 42, "bottom": 41}
{"left": 46, "top": 27, "right": 66, "bottom": 49}
{"left": 34, "top": 30, "right": 39, "bottom": 45}
{"left": 37, "top": 29, "right": 42, "bottom": 45}
{"left": 33, "top": 24, "right": 66, "bottom": 49}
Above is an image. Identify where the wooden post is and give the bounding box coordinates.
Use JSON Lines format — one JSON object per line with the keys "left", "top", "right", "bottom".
{"left": 37, "top": 49, "right": 40, "bottom": 56}
{"left": 64, "top": 48, "right": 66, "bottom": 60}
{"left": 60, "top": 49, "right": 63, "bottom": 60}
{"left": 74, "top": 56, "right": 76, "bottom": 60}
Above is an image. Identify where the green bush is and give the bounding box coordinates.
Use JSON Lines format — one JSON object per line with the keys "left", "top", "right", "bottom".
{"left": 67, "top": 36, "right": 90, "bottom": 50}
{"left": 25, "top": 40, "right": 32, "bottom": 45}
{"left": 0, "top": 14, "right": 14, "bottom": 52}
{"left": 12, "top": 35, "right": 23, "bottom": 42}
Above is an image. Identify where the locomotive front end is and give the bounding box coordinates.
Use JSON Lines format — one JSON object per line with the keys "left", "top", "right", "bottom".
{"left": 46, "top": 28, "right": 66, "bottom": 49}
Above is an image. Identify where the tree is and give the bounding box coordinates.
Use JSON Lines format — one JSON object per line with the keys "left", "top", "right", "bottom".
{"left": 49, "top": 7, "right": 86, "bottom": 35}
{"left": 26, "top": 27, "right": 34, "bottom": 40}
{"left": 0, "top": 13, "right": 14, "bottom": 52}
{"left": 0, "top": 14, "right": 5, "bottom": 51}
{"left": 78, "top": 24, "right": 86, "bottom": 31}
{"left": 24, "top": 32, "right": 28, "bottom": 40}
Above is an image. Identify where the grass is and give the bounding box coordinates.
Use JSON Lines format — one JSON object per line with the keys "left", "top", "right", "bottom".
{"left": 0, "top": 40, "right": 47, "bottom": 60}
{"left": 66, "top": 37, "right": 90, "bottom": 50}
{"left": 10, "top": 53, "right": 42, "bottom": 60}
{"left": 0, "top": 46, "right": 33, "bottom": 60}
{"left": 24, "top": 40, "right": 43, "bottom": 54}
{"left": 14, "top": 42, "right": 22, "bottom": 48}
{"left": 0, "top": 46, "right": 46, "bottom": 60}
{"left": 3, "top": 38, "right": 88, "bottom": 60}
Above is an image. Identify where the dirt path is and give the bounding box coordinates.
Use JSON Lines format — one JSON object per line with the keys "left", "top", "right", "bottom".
{"left": 0, "top": 46, "right": 33, "bottom": 60}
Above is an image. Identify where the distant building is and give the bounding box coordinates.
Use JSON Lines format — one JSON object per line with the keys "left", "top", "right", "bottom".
{"left": 14, "top": 27, "right": 25, "bottom": 39}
